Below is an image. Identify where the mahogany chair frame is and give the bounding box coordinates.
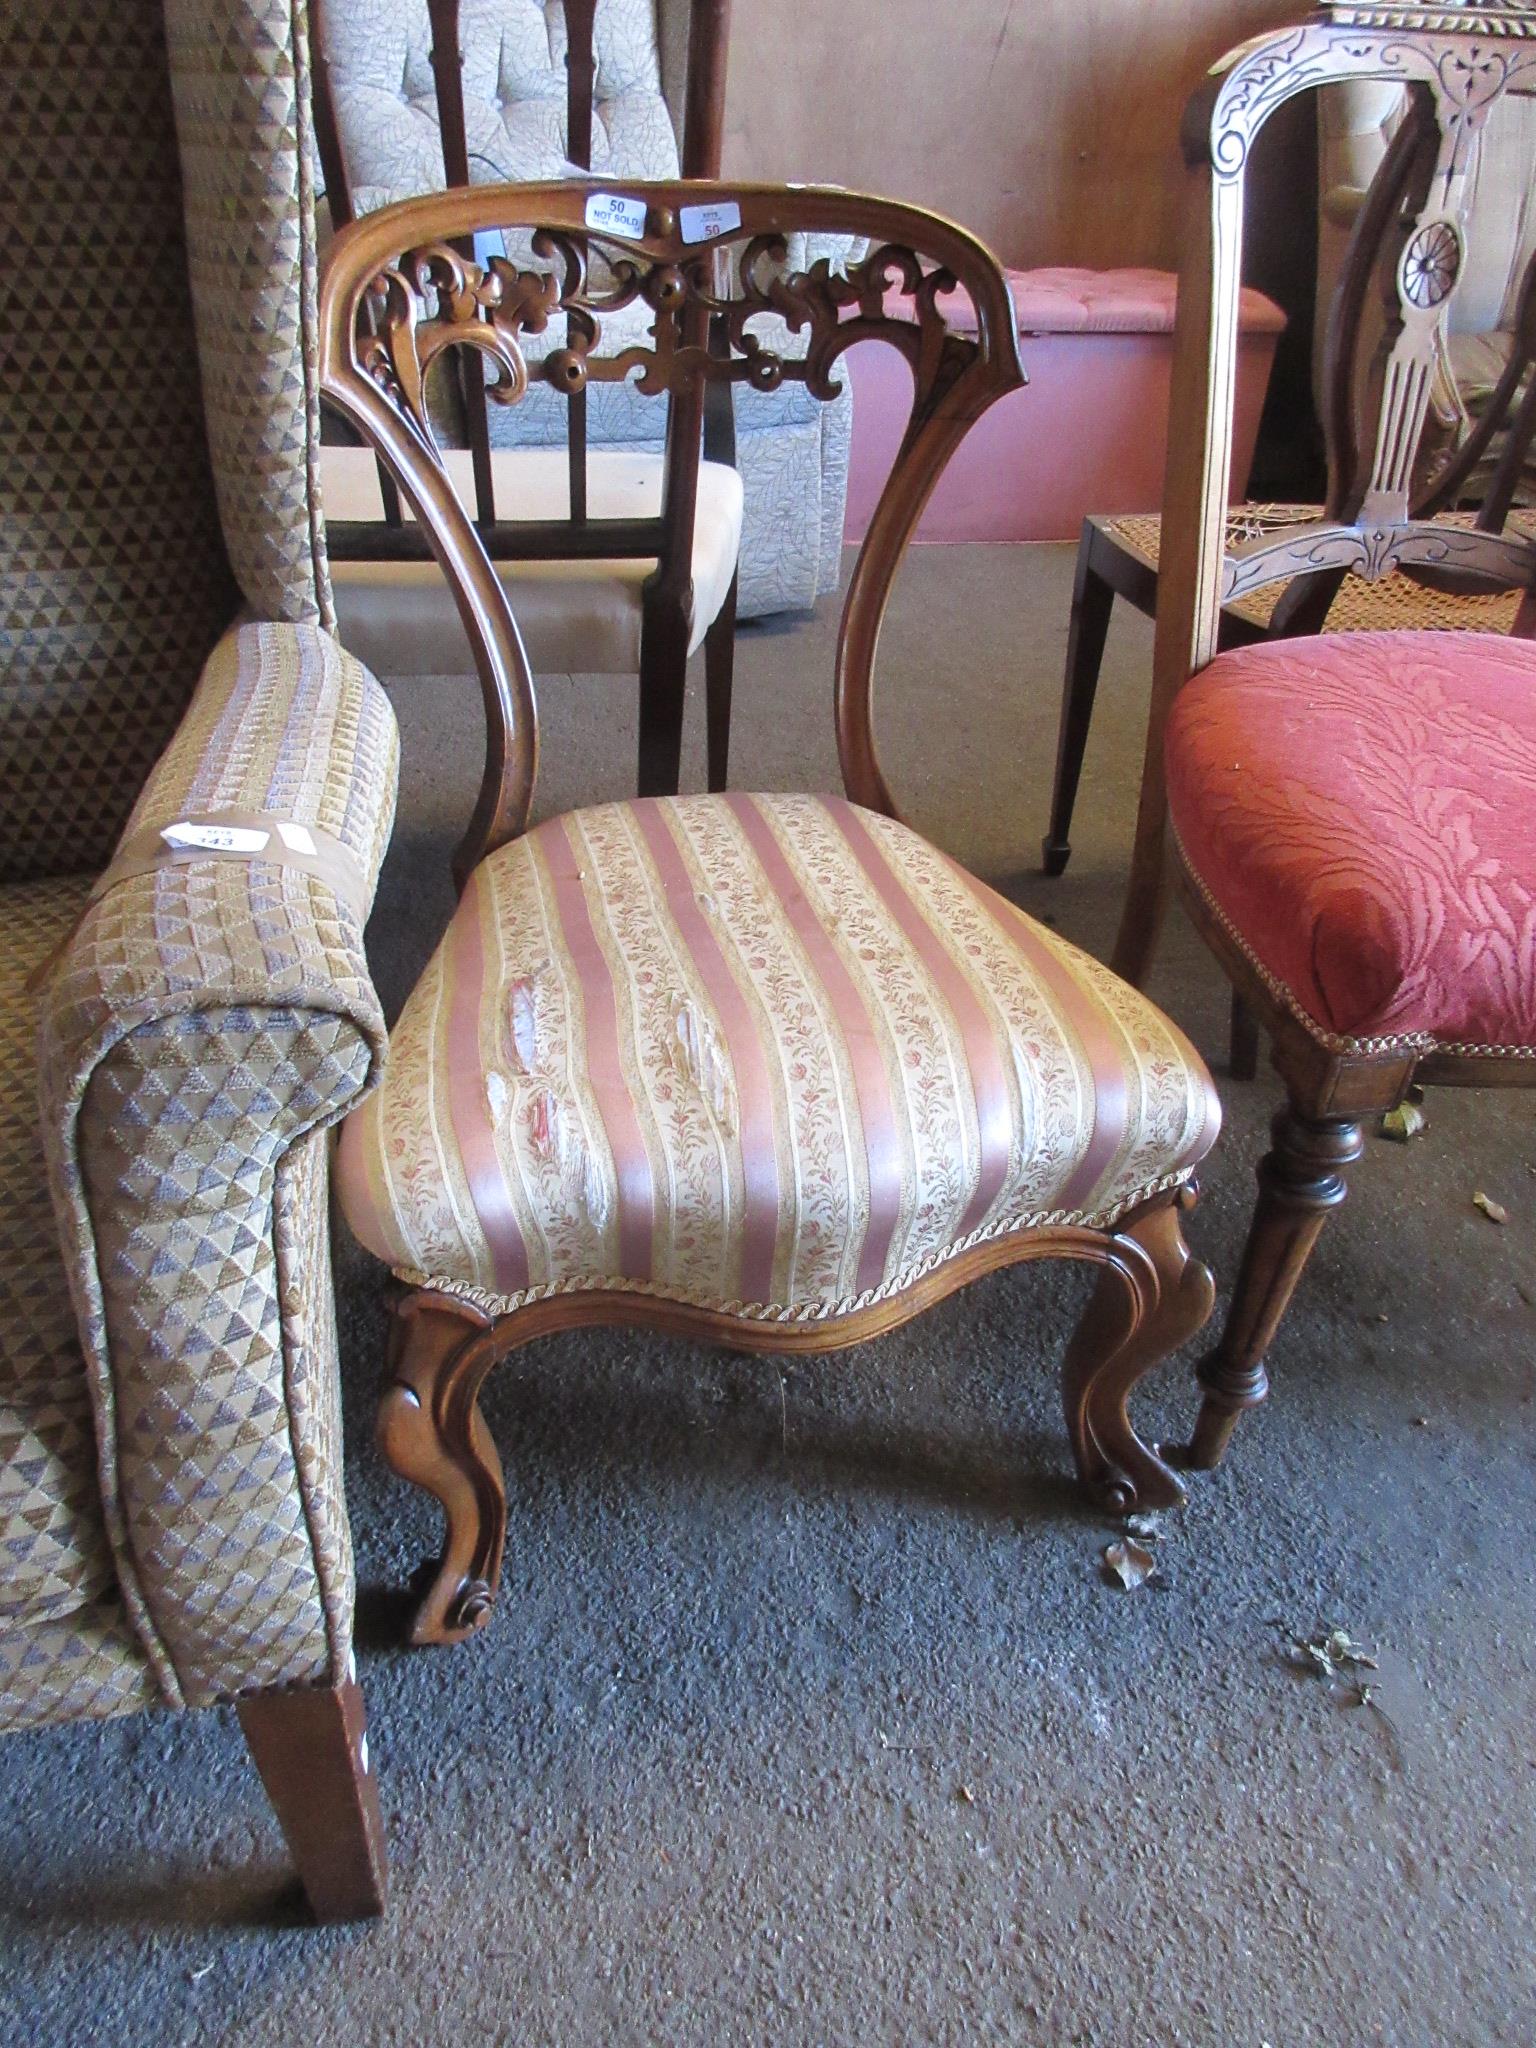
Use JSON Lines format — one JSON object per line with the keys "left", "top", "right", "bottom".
{"left": 318, "top": 178, "right": 1219, "bottom": 1646}
{"left": 1041, "top": 8, "right": 1536, "bottom": 892}
{"left": 1108, "top": 3, "right": 1536, "bottom": 1468}
{"left": 311, "top": 0, "right": 741, "bottom": 799}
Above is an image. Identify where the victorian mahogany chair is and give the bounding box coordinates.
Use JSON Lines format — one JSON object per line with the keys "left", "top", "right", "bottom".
{"left": 312, "top": 0, "right": 742, "bottom": 801}
{"left": 1107, "top": 3, "right": 1536, "bottom": 1468}
{"left": 317, "top": 177, "right": 1224, "bottom": 1645}
{"left": 1040, "top": 7, "right": 1535, "bottom": 890}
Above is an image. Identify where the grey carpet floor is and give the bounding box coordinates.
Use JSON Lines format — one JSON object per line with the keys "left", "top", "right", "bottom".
{"left": 4, "top": 545, "right": 1534, "bottom": 2047}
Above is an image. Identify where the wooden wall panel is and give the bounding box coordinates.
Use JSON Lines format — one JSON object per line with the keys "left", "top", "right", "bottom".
{"left": 722, "top": 0, "right": 1303, "bottom": 270}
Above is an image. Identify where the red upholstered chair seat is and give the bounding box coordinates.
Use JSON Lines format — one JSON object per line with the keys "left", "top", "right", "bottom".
{"left": 1165, "top": 630, "right": 1536, "bottom": 1051}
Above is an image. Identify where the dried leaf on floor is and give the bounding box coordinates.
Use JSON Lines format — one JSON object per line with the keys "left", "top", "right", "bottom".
{"left": 1102, "top": 1539, "right": 1156, "bottom": 1590}
{"left": 1380, "top": 1102, "right": 1429, "bottom": 1142}
{"left": 957, "top": 1783, "right": 976, "bottom": 1805}
{"left": 1473, "top": 1191, "right": 1509, "bottom": 1224}
{"left": 1123, "top": 1513, "right": 1163, "bottom": 1541}
{"left": 1281, "top": 1625, "right": 1381, "bottom": 1705}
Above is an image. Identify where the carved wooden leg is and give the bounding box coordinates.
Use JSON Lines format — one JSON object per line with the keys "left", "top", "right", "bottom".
{"left": 1043, "top": 542, "right": 1115, "bottom": 877}
{"left": 1062, "top": 1187, "right": 1216, "bottom": 1513}
{"left": 378, "top": 1289, "right": 506, "bottom": 1646}
{"left": 637, "top": 584, "right": 692, "bottom": 798}
{"left": 704, "top": 570, "right": 738, "bottom": 794}
{"left": 1185, "top": 1105, "right": 1365, "bottom": 1469}
{"left": 237, "top": 1677, "right": 387, "bottom": 1921}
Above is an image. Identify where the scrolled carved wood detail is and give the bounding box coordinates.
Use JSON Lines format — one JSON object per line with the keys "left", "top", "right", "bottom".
{"left": 1201, "top": 19, "right": 1536, "bottom": 183}
{"left": 380, "top": 1193, "right": 1215, "bottom": 1648}
{"left": 318, "top": 180, "right": 1026, "bottom": 858}
{"left": 1221, "top": 514, "right": 1533, "bottom": 600}
{"left": 355, "top": 224, "right": 982, "bottom": 451}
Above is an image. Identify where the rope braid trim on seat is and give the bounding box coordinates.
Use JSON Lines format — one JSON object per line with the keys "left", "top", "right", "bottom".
{"left": 1171, "top": 827, "right": 1536, "bottom": 1064}
{"left": 385, "top": 1162, "right": 1203, "bottom": 1324}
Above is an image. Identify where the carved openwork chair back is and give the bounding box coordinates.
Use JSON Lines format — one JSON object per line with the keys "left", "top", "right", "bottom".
{"left": 312, "top": 0, "right": 733, "bottom": 574}
{"left": 1169, "top": 2, "right": 1536, "bottom": 673}
{"left": 317, "top": 180, "right": 1026, "bottom": 882}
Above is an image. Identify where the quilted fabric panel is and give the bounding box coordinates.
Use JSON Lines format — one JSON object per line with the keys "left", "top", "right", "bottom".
{"left": 1166, "top": 631, "right": 1536, "bottom": 1052}
{"left": 319, "top": 0, "right": 678, "bottom": 215}
{"left": 35, "top": 621, "right": 397, "bottom": 1707}
{"left": 1, "top": 879, "right": 117, "bottom": 1629}
{"left": 0, "top": 0, "right": 241, "bottom": 885}
{"left": 337, "top": 794, "right": 1220, "bottom": 1317}
{"left": 164, "top": 0, "right": 333, "bottom": 627}
{"left": 0, "top": 1601, "right": 155, "bottom": 1735}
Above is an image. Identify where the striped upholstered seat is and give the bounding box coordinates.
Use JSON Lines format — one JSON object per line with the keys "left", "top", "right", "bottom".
{"left": 337, "top": 794, "right": 1219, "bottom": 1319}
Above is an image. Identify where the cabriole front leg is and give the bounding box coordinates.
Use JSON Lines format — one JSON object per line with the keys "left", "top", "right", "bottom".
{"left": 1062, "top": 1186, "right": 1216, "bottom": 1513}
{"left": 379, "top": 1289, "right": 506, "bottom": 1646}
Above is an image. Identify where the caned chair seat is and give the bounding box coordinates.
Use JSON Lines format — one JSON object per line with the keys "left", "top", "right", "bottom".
{"left": 336, "top": 794, "right": 1220, "bottom": 1317}
{"left": 1166, "top": 630, "right": 1536, "bottom": 1052}
{"left": 1098, "top": 507, "right": 1534, "bottom": 634}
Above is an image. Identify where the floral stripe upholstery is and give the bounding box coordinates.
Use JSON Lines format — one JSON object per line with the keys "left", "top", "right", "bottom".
{"left": 337, "top": 795, "right": 1220, "bottom": 1317}
{"left": 1166, "top": 630, "right": 1536, "bottom": 1054}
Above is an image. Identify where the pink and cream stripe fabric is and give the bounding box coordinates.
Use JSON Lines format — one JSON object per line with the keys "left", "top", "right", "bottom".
{"left": 337, "top": 795, "right": 1220, "bottom": 1316}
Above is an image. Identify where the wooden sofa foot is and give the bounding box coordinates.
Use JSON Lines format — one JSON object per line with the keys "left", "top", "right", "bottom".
{"left": 237, "top": 1677, "right": 387, "bottom": 1921}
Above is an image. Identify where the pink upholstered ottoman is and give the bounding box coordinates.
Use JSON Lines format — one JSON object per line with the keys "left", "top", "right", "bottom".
{"left": 843, "top": 267, "right": 1286, "bottom": 544}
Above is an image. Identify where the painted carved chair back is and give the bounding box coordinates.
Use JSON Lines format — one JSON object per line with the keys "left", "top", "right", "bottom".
{"left": 1116, "top": 0, "right": 1536, "bottom": 982}
{"left": 317, "top": 179, "right": 1026, "bottom": 882}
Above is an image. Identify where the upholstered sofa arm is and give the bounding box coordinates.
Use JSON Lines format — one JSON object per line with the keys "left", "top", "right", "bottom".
{"left": 34, "top": 620, "right": 399, "bottom": 1709}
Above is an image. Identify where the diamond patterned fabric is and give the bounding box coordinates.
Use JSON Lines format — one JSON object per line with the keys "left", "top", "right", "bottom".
{"left": 1, "top": 0, "right": 243, "bottom": 884}
{"left": 19, "top": 622, "right": 397, "bottom": 1715}
{"left": 0, "top": 1605, "right": 156, "bottom": 1736}
{"left": 4, "top": 0, "right": 399, "bottom": 1737}
{"left": 1, "top": 879, "right": 117, "bottom": 1631}
{"left": 164, "top": 0, "right": 334, "bottom": 628}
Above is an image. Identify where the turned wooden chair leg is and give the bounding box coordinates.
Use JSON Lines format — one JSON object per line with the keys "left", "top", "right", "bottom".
{"left": 1185, "top": 1104, "right": 1366, "bottom": 1468}
{"left": 378, "top": 1289, "right": 507, "bottom": 1646}
{"left": 1062, "top": 1186, "right": 1216, "bottom": 1513}
{"left": 637, "top": 584, "right": 692, "bottom": 798}
{"left": 1043, "top": 537, "right": 1116, "bottom": 877}
{"left": 704, "top": 570, "right": 738, "bottom": 793}
{"left": 237, "top": 1676, "right": 387, "bottom": 1921}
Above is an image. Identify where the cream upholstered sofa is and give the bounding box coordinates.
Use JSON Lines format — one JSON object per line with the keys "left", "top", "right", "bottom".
{"left": 2, "top": 0, "right": 397, "bottom": 1919}
{"left": 314, "top": 0, "right": 854, "bottom": 620}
